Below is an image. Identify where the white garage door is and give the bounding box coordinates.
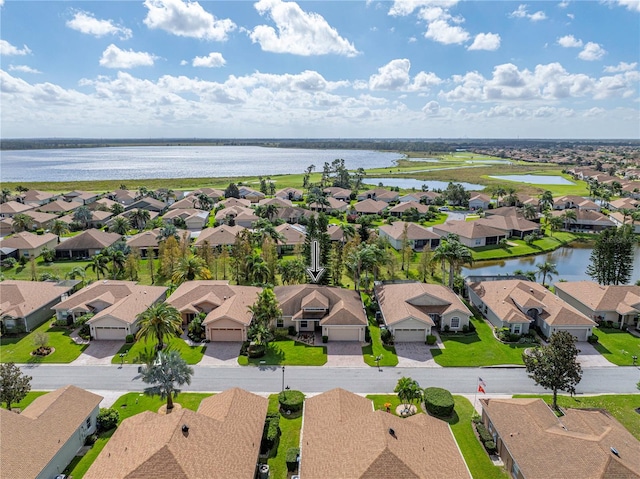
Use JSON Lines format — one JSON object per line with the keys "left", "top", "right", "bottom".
{"left": 94, "top": 326, "right": 127, "bottom": 340}
{"left": 209, "top": 328, "right": 243, "bottom": 342}
{"left": 328, "top": 328, "right": 361, "bottom": 341}
{"left": 558, "top": 328, "right": 588, "bottom": 342}
{"left": 393, "top": 328, "right": 426, "bottom": 342}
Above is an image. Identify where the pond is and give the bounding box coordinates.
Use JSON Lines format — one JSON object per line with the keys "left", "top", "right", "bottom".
{"left": 363, "top": 177, "right": 484, "bottom": 191}
{"left": 463, "top": 242, "right": 640, "bottom": 283}
{"left": 489, "top": 174, "right": 575, "bottom": 185}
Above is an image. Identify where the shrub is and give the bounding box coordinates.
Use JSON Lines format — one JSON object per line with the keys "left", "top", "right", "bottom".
{"left": 78, "top": 323, "right": 91, "bottom": 340}
{"left": 508, "top": 333, "right": 521, "bottom": 343}
{"left": 97, "top": 407, "right": 119, "bottom": 432}
{"left": 2, "top": 257, "right": 17, "bottom": 268}
{"left": 462, "top": 324, "right": 469, "bottom": 333}
{"left": 288, "top": 325, "right": 296, "bottom": 336}
{"left": 468, "top": 321, "right": 476, "bottom": 333}
{"left": 424, "top": 387, "right": 455, "bottom": 417}
{"left": 380, "top": 328, "right": 394, "bottom": 345}
{"left": 125, "top": 334, "right": 134, "bottom": 344}
{"left": 475, "top": 422, "right": 493, "bottom": 444}
{"left": 426, "top": 334, "right": 437, "bottom": 345}
{"left": 286, "top": 447, "right": 300, "bottom": 472}
{"left": 322, "top": 335, "right": 328, "bottom": 343}
{"left": 587, "top": 333, "right": 599, "bottom": 344}
{"left": 261, "top": 412, "right": 281, "bottom": 453}
{"left": 273, "top": 328, "right": 289, "bottom": 341}
{"left": 75, "top": 313, "right": 94, "bottom": 326}
{"left": 187, "top": 315, "right": 204, "bottom": 341}
{"left": 247, "top": 344, "right": 266, "bottom": 358}
{"left": 278, "top": 390, "right": 305, "bottom": 413}
{"left": 19, "top": 255, "right": 28, "bottom": 266}
{"left": 443, "top": 324, "right": 450, "bottom": 333}
{"left": 239, "top": 341, "right": 250, "bottom": 356}
{"left": 484, "top": 440, "right": 497, "bottom": 454}
{"left": 85, "top": 434, "right": 98, "bottom": 446}
{"left": 364, "top": 326, "right": 371, "bottom": 343}
{"left": 54, "top": 318, "right": 69, "bottom": 327}
{"left": 35, "top": 228, "right": 45, "bottom": 235}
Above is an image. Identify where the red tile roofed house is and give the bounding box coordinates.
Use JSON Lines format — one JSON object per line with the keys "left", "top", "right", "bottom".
{"left": 108, "top": 189, "right": 141, "bottom": 206}
{"left": 218, "top": 197, "right": 251, "bottom": 208}
{"left": 275, "top": 206, "right": 312, "bottom": 224}
{"left": 24, "top": 210, "right": 58, "bottom": 230}
{"left": 399, "top": 191, "right": 440, "bottom": 204}
{"left": 353, "top": 198, "right": 388, "bottom": 215}
{"left": 375, "top": 281, "right": 471, "bottom": 341}
{"left": 0, "top": 231, "right": 58, "bottom": 259}
{"left": 467, "top": 279, "right": 596, "bottom": 341}
{"left": 432, "top": 220, "right": 507, "bottom": 248}
{"left": 477, "top": 212, "right": 540, "bottom": 239}
{"left": 468, "top": 192, "right": 491, "bottom": 210}
{"left": 275, "top": 223, "right": 306, "bottom": 254}
{"left": 54, "top": 280, "right": 167, "bottom": 340}
{"left": 166, "top": 281, "right": 260, "bottom": 341}
{"left": 238, "top": 186, "right": 265, "bottom": 203}
{"left": 258, "top": 197, "right": 293, "bottom": 208}
{"left": 37, "top": 199, "right": 83, "bottom": 214}
{"left": 89, "top": 197, "right": 118, "bottom": 211}
{"left": 0, "top": 385, "right": 102, "bottom": 479}
{"left": 621, "top": 181, "right": 640, "bottom": 199}
{"left": 555, "top": 281, "right": 640, "bottom": 331}
{"left": 327, "top": 224, "right": 352, "bottom": 243}
{"left": 480, "top": 398, "right": 640, "bottom": 479}
{"left": 190, "top": 187, "right": 224, "bottom": 201}
{"left": 550, "top": 209, "right": 615, "bottom": 232}
{"left": 168, "top": 196, "right": 199, "bottom": 210}
{"left": 300, "top": 388, "right": 472, "bottom": 479}
{"left": 378, "top": 221, "right": 440, "bottom": 251}
{"left": 0, "top": 200, "right": 35, "bottom": 218}
{"left": 274, "top": 285, "right": 367, "bottom": 340}
{"left": 275, "top": 186, "right": 303, "bottom": 201}
{"left": 84, "top": 388, "right": 268, "bottom": 479}
{"left": 0, "top": 279, "right": 77, "bottom": 332}
{"left": 193, "top": 224, "right": 245, "bottom": 249}
{"left": 125, "top": 196, "right": 168, "bottom": 213}
{"left": 20, "top": 189, "right": 58, "bottom": 206}
{"left": 54, "top": 228, "right": 122, "bottom": 259}
{"left": 607, "top": 197, "right": 638, "bottom": 211}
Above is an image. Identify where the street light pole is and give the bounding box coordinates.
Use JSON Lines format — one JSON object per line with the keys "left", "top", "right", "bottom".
{"left": 282, "top": 366, "right": 285, "bottom": 391}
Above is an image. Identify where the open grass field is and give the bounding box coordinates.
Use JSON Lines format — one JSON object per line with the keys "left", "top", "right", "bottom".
{"left": 592, "top": 327, "right": 640, "bottom": 366}
{"left": 267, "top": 394, "right": 303, "bottom": 479}
{"left": 112, "top": 335, "right": 206, "bottom": 365}
{"left": 238, "top": 340, "right": 327, "bottom": 366}
{"left": 0, "top": 320, "right": 88, "bottom": 363}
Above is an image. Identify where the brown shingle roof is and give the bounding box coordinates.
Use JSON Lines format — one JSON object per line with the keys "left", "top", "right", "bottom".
{"left": 433, "top": 220, "right": 506, "bottom": 239}
{"left": 194, "top": 225, "right": 245, "bottom": 247}
{"left": 0, "top": 385, "right": 102, "bottom": 479}
{"left": 378, "top": 221, "right": 440, "bottom": 241}
{"left": 275, "top": 285, "right": 366, "bottom": 326}
{"left": 0, "top": 231, "right": 58, "bottom": 250}
{"left": 388, "top": 201, "right": 430, "bottom": 214}
{"left": 301, "top": 388, "right": 471, "bottom": 479}
{"left": 0, "top": 280, "right": 75, "bottom": 319}
{"left": 54, "top": 228, "right": 122, "bottom": 251}
{"left": 0, "top": 201, "right": 35, "bottom": 215}
{"left": 275, "top": 223, "right": 306, "bottom": 246}
{"left": 38, "top": 199, "right": 82, "bottom": 213}
{"left": 354, "top": 198, "right": 388, "bottom": 214}
{"left": 85, "top": 388, "right": 268, "bottom": 479}
{"left": 555, "top": 281, "right": 640, "bottom": 316}
{"left": 481, "top": 398, "right": 640, "bottom": 479}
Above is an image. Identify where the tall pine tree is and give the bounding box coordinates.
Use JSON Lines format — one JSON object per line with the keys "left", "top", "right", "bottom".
{"left": 586, "top": 225, "right": 635, "bottom": 285}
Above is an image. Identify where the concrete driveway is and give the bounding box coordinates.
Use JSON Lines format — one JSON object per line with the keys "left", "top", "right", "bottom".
{"left": 198, "top": 342, "right": 241, "bottom": 367}
{"left": 71, "top": 340, "right": 123, "bottom": 365}
{"left": 577, "top": 342, "right": 616, "bottom": 368}
{"left": 325, "top": 342, "right": 365, "bottom": 367}
{"left": 395, "top": 342, "right": 441, "bottom": 368}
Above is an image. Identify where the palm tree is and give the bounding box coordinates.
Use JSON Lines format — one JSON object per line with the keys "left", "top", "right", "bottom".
{"left": 504, "top": 187, "right": 518, "bottom": 207}
{"left": 561, "top": 209, "right": 577, "bottom": 231}
{"left": 104, "top": 247, "right": 126, "bottom": 279}
{"left": 11, "top": 213, "right": 32, "bottom": 233}
{"left": 247, "top": 254, "right": 270, "bottom": 285}
{"left": 448, "top": 240, "right": 473, "bottom": 290}
{"left": 50, "top": 219, "right": 70, "bottom": 239}
{"left": 247, "top": 322, "right": 272, "bottom": 347}
{"left": 85, "top": 253, "right": 109, "bottom": 280}
{"left": 0, "top": 188, "right": 11, "bottom": 204}
{"left": 73, "top": 205, "right": 92, "bottom": 229}
{"left": 539, "top": 190, "right": 554, "bottom": 212}
{"left": 135, "top": 302, "right": 183, "bottom": 351}
{"left": 158, "top": 223, "right": 178, "bottom": 241}
{"left": 130, "top": 209, "right": 151, "bottom": 230}
{"left": 140, "top": 350, "right": 193, "bottom": 411}
{"left": 394, "top": 376, "right": 422, "bottom": 413}
{"left": 110, "top": 216, "right": 130, "bottom": 235}
{"left": 521, "top": 203, "right": 538, "bottom": 221}
{"left": 171, "top": 255, "right": 212, "bottom": 284}
{"left": 195, "top": 193, "right": 214, "bottom": 211}
{"left": 536, "top": 261, "right": 558, "bottom": 287}
{"left": 65, "top": 266, "right": 87, "bottom": 285}
{"left": 548, "top": 216, "right": 563, "bottom": 237}
{"left": 432, "top": 241, "right": 452, "bottom": 286}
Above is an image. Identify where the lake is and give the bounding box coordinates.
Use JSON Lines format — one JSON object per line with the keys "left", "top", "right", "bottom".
{"left": 463, "top": 242, "right": 640, "bottom": 284}
{"left": 489, "top": 174, "right": 575, "bottom": 185}
{"left": 363, "top": 177, "right": 484, "bottom": 191}
{"left": 0, "top": 146, "right": 403, "bottom": 182}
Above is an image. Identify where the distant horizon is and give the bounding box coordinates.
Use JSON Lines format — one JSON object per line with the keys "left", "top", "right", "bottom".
{"left": 3, "top": 137, "right": 639, "bottom": 142}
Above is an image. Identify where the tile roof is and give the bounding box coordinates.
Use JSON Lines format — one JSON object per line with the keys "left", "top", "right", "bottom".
{"left": 1, "top": 385, "right": 102, "bottom": 479}
{"left": 554, "top": 281, "right": 640, "bottom": 316}
{"left": 301, "top": 388, "right": 471, "bottom": 479}
{"left": 310, "top": 196, "right": 349, "bottom": 211}
{"left": 0, "top": 280, "right": 75, "bottom": 319}
{"left": 54, "top": 228, "right": 122, "bottom": 251}
{"left": 214, "top": 205, "right": 256, "bottom": 221}
{"left": 375, "top": 282, "right": 471, "bottom": 327}
{"left": 85, "top": 388, "right": 268, "bottom": 479}
{"left": 21, "top": 189, "right": 56, "bottom": 202}
{"left": 274, "top": 285, "right": 366, "bottom": 326}
{"left": 0, "top": 231, "right": 58, "bottom": 250}
{"left": 378, "top": 221, "right": 440, "bottom": 241}
{"left": 550, "top": 209, "right": 614, "bottom": 225}
{"left": 433, "top": 220, "right": 507, "bottom": 239}
{"left": 481, "top": 398, "right": 640, "bottom": 479}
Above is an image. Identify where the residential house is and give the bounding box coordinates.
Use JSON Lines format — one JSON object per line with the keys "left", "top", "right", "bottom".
{"left": 357, "top": 188, "right": 399, "bottom": 203}
{"left": 399, "top": 191, "right": 440, "bottom": 204}
{"left": 327, "top": 224, "right": 350, "bottom": 243}
{"left": 0, "top": 200, "right": 35, "bottom": 218}
{"left": 433, "top": 220, "right": 507, "bottom": 248}
{"left": 275, "top": 285, "right": 367, "bottom": 340}
{"left": 515, "top": 194, "right": 539, "bottom": 209}
{"left": 550, "top": 209, "right": 615, "bottom": 232}
{"left": 63, "top": 190, "right": 100, "bottom": 205}
{"left": 0, "top": 280, "right": 77, "bottom": 332}
{"left": 84, "top": 388, "right": 268, "bottom": 479}
{"left": 552, "top": 195, "right": 600, "bottom": 211}
{"left": 468, "top": 192, "right": 491, "bottom": 211}
{"left": 378, "top": 221, "right": 440, "bottom": 251}
{"left": 478, "top": 211, "right": 540, "bottom": 239}
{"left": 467, "top": 279, "right": 596, "bottom": 340}
{"left": 194, "top": 224, "right": 246, "bottom": 249}
{"left": 375, "top": 281, "right": 471, "bottom": 341}
{"left": 218, "top": 197, "right": 251, "bottom": 208}
{"left": 20, "top": 189, "right": 58, "bottom": 206}
{"left": 308, "top": 196, "right": 349, "bottom": 213}
{"left": 621, "top": 181, "right": 640, "bottom": 199}
{"left": 89, "top": 197, "right": 118, "bottom": 211}
{"left": 607, "top": 197, "right": 638, "bottom": 211}
{"left": 190, "top": 187, "right": 224, "bottom": 202}
{"left": 24, "top": 211, "right": 58, "bottom": 230}
{"left": 257, "top": 197, "right": 293, "bottom": 208}
{"left": 555, "top": 281, "right": 640, "bottom": 330}
{"left": 214, "top": 206, "right": 258, "bottom": 228}
{"left": 126, "top": 228, "right": 187, "bottom": 257}
{"left": 37, "top": 199, "right": 82, "bottom": 214}
{"left": 480, "top": 398, "right": 640, "bottom": 479}
{"left": 609, "top": 211, "right": 640, "bottom": 233}
{"left": 166, "top": 281, "right": 260, "bottom": 341}
{"left": 54, "top": 229, "right": 122, "bottom": 259}
{"left": 125, "top": 197, "right": 167, "bottom": 213}
{"left": 274, "top": 206, "right": 312, "bottom": 224}
{"left": 275, "top": 223, "right": 306, "bottom": 254}
{"left": 0, "top": 218, "right": 14, "bottom": 237}
{"left": 238, "top": 186, "right": 265, "bottom": 203}
{"left": 168, "top": 196, "right": 199, "bottom": 210}
{"left": 0, "top": 231, "right": 58, "bottom": 258}
{"left": 300, "top": 388, "right": 472, "bottom": 479}
{"left": 163, "top": 208, "right": 209, "bottom": 230}
{"left": 108, "top": 189, "right": 141, "bottom": 206}
{"left": 60, "top": 209, "right": 112, "bottom": 228}
{"left": 54, "top": 280, "right": 167, "bottom": 340}
{"left": 323, "top": 186, "right": 352, "bottom": 201}
{"left": 388, "top": 201, "right": 430, "bottom": 217}
{"left": 353, "top": 198, "right": 388, "bottom": 215}
{"left": 0, "top": 385, "right": 102, "bottom": 479}
{"left": 275, "top": 187, "right": 303, "bottom": 201}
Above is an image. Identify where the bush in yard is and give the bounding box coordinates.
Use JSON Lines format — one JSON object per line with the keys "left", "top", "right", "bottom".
{"left": 286, "top": 447, "right": 300, "bottom": 472}
{"left": 239, "top": 341, "right": 250, "bottom": 356}
{"left": 424, "top": 387, "right": 455, "bottom": 418}
{"left": 364, "top": 326, "right": 371, "bottom": 343}
{"left": 261, "top": 412, "right": 281, "bottom": 453}
{"left": 278, "top": 389, "right": 304, "bottom": 413}
{"left": 484, "top": 440, "right": 497, "bottom": 454}
{"left": 426, "top": 334, "right": 437, "bottom": 345}
{"left": 85, "top": 434, "right": 98, "bottom": 446}
{"left": 462, "top": 324, "right": 469, "bottom": 333}
{"left": 273, "top": 328, "right": 289, "bottom": 341}
{"left": 322, "top": 335, "right": 328, "bottom": 343}
{"left": 2, "top": 257, "right": 17, "bottom": 269}
{"left": 247, "top": 343, "right": 266, "bottom": 358}
{"left": 380, "top": 328, "right": 394, "bottom": 345}
{"left": 468, "top": 321, "right": 476, "bottom": 333}
{"left": 125, "top": 334, "right": 134, "bottom": 344}
{"left": 475, "top": 422, "right": 493, "bottom": 444}
{"left": 97, "top": 407, "right": 119, "bottom": 432}
{"left": 75, "top": 313, "right": 94, "bottom": 326}
{"left": 288, "top": 325, "right": 296, "bottom": 336}
{"left": 587, "top": 333, "right": 599, "bottom": 344}
{"left": 443, "top": 324, "right": 450, "bottom": 333}
{"left": 54, "top": 318, "right": 69, "bottom": 327}
{"left": 79, "top": 323, "right": 91, "bottom": 340}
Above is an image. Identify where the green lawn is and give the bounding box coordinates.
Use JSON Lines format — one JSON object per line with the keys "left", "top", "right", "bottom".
{"left": 362, "top": 321, "right": 398, "bottom": 367}
{"left": 471, "top": 232, "right": 581, "bottom": 261}
{"left": 593, "top": 327, "right": 640, "bottom": 366}
{"left": 513, "top": 394, "right": 640, "bottom": 440}
{"left": 1, "top": 390, "right": 48, "bottom": 410}
{"left": 267, "top": 394, "right": 303, "bottom": 479}
{"left": 238, "top": 340, "right": 327, "bottom": 366}
{"left": 366, "top": 394, "right": 509, "bottom": 479}
{"left": 432, "top": 317, "right": 528, "bottom": 367}
{"left": 0, "top": 320, "right": 89, "bottom": 363}
{"left": 112, "top": 335, "right": 206, "bottom": 365}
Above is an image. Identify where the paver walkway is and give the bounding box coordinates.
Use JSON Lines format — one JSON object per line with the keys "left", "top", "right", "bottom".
{"left": 577, "top": 341, "right": 616, "bottom": 368}
{"left": 325, "top": 342, "right": 365, "bottom": 367}
{"left": 197, "top": 342, "right": 241, "bottom": 367}
{"left": 71, "top": 340, "right": 122, "bottom": 365}
{"left": 395, "top": 342, "right": 442, "bottom": 367}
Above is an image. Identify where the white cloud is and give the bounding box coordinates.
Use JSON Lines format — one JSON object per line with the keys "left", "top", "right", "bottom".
{"left": 557, "top": 34, "right": 582, "bottom": 48}
{"left": 389, "top": 0, "right": 460, "bottom": 17}
{"left": 192, "top": 52, "right": 226, "bottom": 68}
{"left": 0, "top": 0, "right": 5, "bottom": 7}
{"left": 408, "top": 36, "right": 417, "bottom": 43}
{"left": 604, "top": 61, "right": 638, "bottom": 72}
{"left": 468, "top": 32, "right": 501, "bottom": 51}
{"left": 410, "top": 71, "right": 442, "bottom": 90}
{"left": 8, "top": 64, "right": 41, "bottom": 74}
{"left": 369, "top": 59, "right": 411, "bottom": 90}
{"left": 567, "top": 13, "right": 574, "bottom": 19}
{"left": 558, "top": 1, "right": 570, "bottom": 7}
{"left": 578, "top": 42, "right": 606, "bottom": 61}
{"left": 66, "top": 11, "right": 132, "bottom": 39}
{"left": 509, "top": 4, "right": 547, "bottom": 21}
{"left": 99, "top": 44, "right": 158, "bottom": 69}
{"left": 143, "top": 0, "right": 236, "bottom": 41}
{"left": 610, "top": 0, "right": 640, "bottom": 12}
{"left": 0, "top": 40, "right": 31, "bottom": 56}
{"left": 249, "top": 0, "right": 359, "bottom": 56}
{"left": 180, "top": 60, "right": 188, "bottom": 66}
{"left": 422, "top": 100, "right": 440, "bottom": 114}
{"left": 425, "top": 19, "right": 469, "bottom": 44}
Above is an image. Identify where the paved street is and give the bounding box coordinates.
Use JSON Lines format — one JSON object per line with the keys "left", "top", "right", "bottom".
{"left": 21, "top": 363, "right": 640, "bottom": 395}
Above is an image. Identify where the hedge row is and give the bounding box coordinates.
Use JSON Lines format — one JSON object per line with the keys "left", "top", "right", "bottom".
{"left": 278, "top": 390, "right": 305, "bottom": 413}
{"left": 424, "top": 387, "right": 454, "bottom": 417}
{"left": 286, "top": 447, "right": 300, "bottom": 472}
{"left": 261, "top": 412, "right": 281, "bottom": 453}
{"left": 475, "top": 422, "right": 497, "bottom": 454}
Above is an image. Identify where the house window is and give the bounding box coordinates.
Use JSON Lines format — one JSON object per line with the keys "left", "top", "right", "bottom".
{"left": 513, "top": 324, "right": 521, "bottom": 334}
{"left": 86, "top": 417, "right": 91, "bottom": 428}
{"left": 475, "top": 239, "right": 482, "bottom": 245}
{"left": 276, "top": 318, "right": 284, "bottom": 328}
{"left": 300, "top": 321, "right": 308, "bottom": 328}
{"left": 511, "top": 461, "right": 520, "bottom": 478}
{"left": 451, "top": 317, "right": 460, "bottom": 329}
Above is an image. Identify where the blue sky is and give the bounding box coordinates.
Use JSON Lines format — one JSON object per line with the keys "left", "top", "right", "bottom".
{"left": 1, "top": 0, "right": 639, "bottom": 138}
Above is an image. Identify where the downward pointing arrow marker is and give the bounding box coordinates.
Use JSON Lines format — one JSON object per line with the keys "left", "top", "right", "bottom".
{"left": 306, "top": 239, "right": 325, "bottom": 283}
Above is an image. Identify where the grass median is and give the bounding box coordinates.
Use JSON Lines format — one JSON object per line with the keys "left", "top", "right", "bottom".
{"left": 0, "top": 321, "right": 88, "bottom": 363}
